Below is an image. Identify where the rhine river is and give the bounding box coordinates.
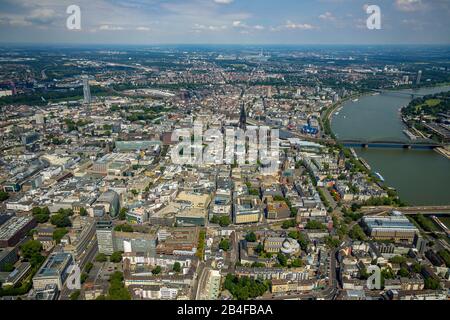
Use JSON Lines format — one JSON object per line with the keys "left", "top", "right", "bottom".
{"left": 331, "top": 86, "right": 450, "bottom": 206}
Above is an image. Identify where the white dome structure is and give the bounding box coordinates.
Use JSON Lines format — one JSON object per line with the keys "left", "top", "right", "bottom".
{"left": 280, "top": 238, "right": 300, "bottom": 254}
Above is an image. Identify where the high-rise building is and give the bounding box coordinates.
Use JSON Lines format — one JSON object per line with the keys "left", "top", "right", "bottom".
{"left": 96, "top": 219, "right": 114, "bottom": 255}
{"left": 82, "top": 75, "right": 91, "bottom": 104}
{"left": 416, "top": 70, "right": 422, "bottom": 85}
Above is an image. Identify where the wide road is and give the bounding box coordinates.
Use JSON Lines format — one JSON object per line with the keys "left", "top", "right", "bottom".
{"left": 59, "top": 237, "right": 98, "bottom": 300}
{"left": 194, "top": 263, "right": 208, "bottom": 300}
{"left": 319, "top": 186, "right": 337, "bottom": 209}
{"left": 228, "top": 230, "right": 239, "bottom": 273}
{"left": 316, "top": 248, "right": 339, "bottom": 300}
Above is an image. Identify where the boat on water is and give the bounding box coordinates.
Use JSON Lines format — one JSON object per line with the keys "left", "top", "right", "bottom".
{"left": 352, "top": 98, "right": 359, "bottom": 102}
{"left": 374, "top": 172, "right": 385, "bottom": 182}
{"left": 334, "top": 112, "right": 339, "bottom": 116}
{"left": 360, "top": 158, "right": 371, "bottom": 171}
{"left": 350, "top": 148, "right": 359, "bottom": 160}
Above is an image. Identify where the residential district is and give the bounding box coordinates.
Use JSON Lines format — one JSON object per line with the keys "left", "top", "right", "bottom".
{"left": 0, "top": 46, "right": 449, "bottom": 301}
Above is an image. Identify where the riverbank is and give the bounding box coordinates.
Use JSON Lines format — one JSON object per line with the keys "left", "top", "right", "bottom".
{"left": 322, "top": 92, "right": 365, "bottom": 139}
{"left": 331, "top": 85, "right": 450, "bottom": 206}
{"left": 399, "top": 89, "right": 450, "bottom": 159}
{"left": 436, "top": 147, "right": 450, "bottom": 160}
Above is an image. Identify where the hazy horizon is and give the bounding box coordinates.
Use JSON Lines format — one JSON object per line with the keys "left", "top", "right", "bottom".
{"left": 0, "top": 0, "right": 449, "bottom": 45}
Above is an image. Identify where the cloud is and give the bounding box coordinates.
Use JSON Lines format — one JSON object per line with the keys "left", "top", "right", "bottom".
{"left": 214, "top": 0, "right": 234, "bottom": 4}
{"left": 354, "top": 18, "right": 367, "bottom": 30}
{"left": 232, "top": 20, "right": 242, "bottom": 27}
{"left": 192, "top": 23, "right": 227, "bottom": 32}
{"left": 401, "top": 19, "right": 425, "bottom": 30}
{"left": 136, "top": 26, "right": 151, "bottom": 31}
{"left": 231, "top": 20, "right": 265, "bottom": 31}
{"left": 395, "top": 0, "right": 424, "bottom": 12}
{"left": 0, "top": 16, "right": 32, "bottom": 27}
{"left": 319, "top": 12, "right": 336, "bottom": 21}
{"left": 0, "top": 0, "right": 448, "bottom": 44}
{"left": 284, "top": 20, "right": 315, "bottom": 30}
{"left": 25, "top": 8, "right": 58, "bottom": 25}
{"left": 99, "top": 25, "right": 125, "bottom": 31}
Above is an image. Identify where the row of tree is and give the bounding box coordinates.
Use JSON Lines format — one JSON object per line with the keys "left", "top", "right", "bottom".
{"left": 223, "top": 274, "right": 270, "bottom": 300}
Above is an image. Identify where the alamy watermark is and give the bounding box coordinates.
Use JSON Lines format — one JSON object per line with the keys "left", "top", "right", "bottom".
{"left": 66, "top": 263, "right": 81, "bottom": 290}
{"left": 366, "top": 265, "right": 381, "bottom": 290}
{"left": 66, "top": 5, "right": 81, "bottom": 30}
{"left": 170, "top": 122, "right": 279, "bottom": 174}
{"left": 366, "top": 4, "right": 381, "bottom": 30}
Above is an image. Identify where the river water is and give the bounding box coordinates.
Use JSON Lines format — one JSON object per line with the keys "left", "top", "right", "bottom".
{"left": 331, "top": 86, "right": 450, "bottom": 206}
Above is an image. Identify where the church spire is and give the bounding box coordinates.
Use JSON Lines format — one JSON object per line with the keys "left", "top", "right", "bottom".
{"left": 239, "top": 102, "right": 247, "bottom": 130}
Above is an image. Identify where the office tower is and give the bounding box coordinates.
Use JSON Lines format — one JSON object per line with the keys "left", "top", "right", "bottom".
{"left": 416, "top": 70, "right": 422, "bottom": 85}
{"left": 82, "top": 75, "right": 91, "bottom": 104}
{"left": 96, "top": 219, "right": 114, "bottom": 255}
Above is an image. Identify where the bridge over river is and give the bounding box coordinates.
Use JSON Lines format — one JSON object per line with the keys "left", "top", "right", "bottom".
{"left": 369, "top": 89, "right": 429, "bottom": 99}
{"left": 362, "top": 205, "right": 450, "bottom": 215}
{"left": 340, "top": 138, "right": 443, "bottom": 149}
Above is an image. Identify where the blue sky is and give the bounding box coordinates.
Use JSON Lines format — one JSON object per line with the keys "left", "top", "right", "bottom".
{"left": 0, "top": 0, "right": 449, "bottom": 45}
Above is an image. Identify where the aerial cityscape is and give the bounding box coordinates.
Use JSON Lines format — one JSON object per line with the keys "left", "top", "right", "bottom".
{"left": 0, "top": 0, "right": 449, "bottom": 305}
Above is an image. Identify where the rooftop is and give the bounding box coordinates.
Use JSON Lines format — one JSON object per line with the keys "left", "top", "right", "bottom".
{"left": 0, "top": 216, "right": 34, "bottom": 241}
{"left": 35, "top": 252, "right": 73, "bottom": 278}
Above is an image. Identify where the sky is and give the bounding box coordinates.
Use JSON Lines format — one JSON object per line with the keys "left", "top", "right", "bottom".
{"left": 0, "top": 0, "right": 449, "bottom": 45}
